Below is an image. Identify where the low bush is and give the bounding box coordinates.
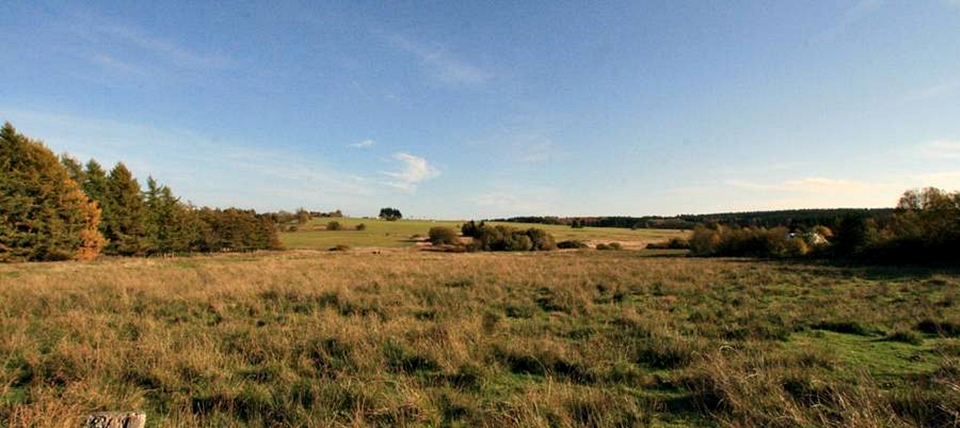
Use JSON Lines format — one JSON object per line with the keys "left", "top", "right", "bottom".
{"left": 460, "top": 221, "right": 556, "bottom": 252}
{"left": 557, "top": 240, "right": 589, "bottom": 249}
{"left": 596, "top": 242, "right": 622, "bottom": 251}
{"left": 689, "top": 225, "right": 811, "bottom": 258}
{"left": 646, "top": 237, "right": 689, "bottom": 250}
{"left": 326, "top": 221, "right": 342, "bottom": 231}
{"left": 428, "top": 227, "right": 459, "bottom": 245}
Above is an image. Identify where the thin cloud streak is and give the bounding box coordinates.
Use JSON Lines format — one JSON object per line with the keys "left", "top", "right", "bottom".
{"left": 386, "top": 33, "right": 492, "bottom": 86}
{"left": 0, "top": 108, "right": 369, "bottom": 208}
{"left": 349, "top": 139, "right": 375, "bottom": 149}
{"left": 93, "top": 24, "right": 232, "bottom": 70}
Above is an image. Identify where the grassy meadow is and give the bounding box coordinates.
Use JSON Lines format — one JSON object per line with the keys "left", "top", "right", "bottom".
{"left": 1, "top": 249, "right": 957, "bottom": 427}
{"left": 280, "top": 218, "right": 687, "bottom": 250}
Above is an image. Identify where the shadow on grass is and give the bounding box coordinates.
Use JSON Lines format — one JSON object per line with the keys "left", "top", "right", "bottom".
{"left": 710, "top": 256, "right": 960, "bottom": 282}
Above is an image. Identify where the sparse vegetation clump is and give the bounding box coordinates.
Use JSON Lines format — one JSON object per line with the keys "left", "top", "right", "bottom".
{"left": 326, "top": 220, "right": 342, "bottom": 231}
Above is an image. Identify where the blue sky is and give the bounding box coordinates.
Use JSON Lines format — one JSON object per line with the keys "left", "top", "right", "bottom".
{"left": 3, "top": 1, "right": 960, "bottom": 219}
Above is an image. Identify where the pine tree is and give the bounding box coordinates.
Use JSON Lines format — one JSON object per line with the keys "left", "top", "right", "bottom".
{"left": 143, "top": 176, "right": 198, "bottom": 254}
{"left": 0, "top": 122, "right": 105, "bottom": 261}
{"left": 103, "top": 162, "right": 146, "bottom": 255}
{"left": 83, "top": 159, "right": 109, "bottom": 205}
{"left": 60, "top": 154, "right": 87, "bottom": 184}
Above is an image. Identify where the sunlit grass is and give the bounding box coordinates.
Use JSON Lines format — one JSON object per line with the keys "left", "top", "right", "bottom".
{"left": 0, "top": 251, "right": 956, "bottom": 427}
{"left": 280, "top": 217, "right": 688, "bottom": 249}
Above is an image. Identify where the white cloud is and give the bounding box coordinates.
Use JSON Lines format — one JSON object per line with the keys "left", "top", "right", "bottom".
{"left": 915, "top": 171, "right": 960, "bottom": 189}
{"left": 382, "top": 152, "right": 440, "bottom": 192}
{"left": 349, "top": 139, "right": 375, "bottom": 149}
{"left": 387, "top": 34, "right": 492, "bottom": 86}
{"left": 918, "top": 140, "right": 960, "bottom": 160}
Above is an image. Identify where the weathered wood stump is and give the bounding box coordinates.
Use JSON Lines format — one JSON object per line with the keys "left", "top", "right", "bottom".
{"left": 85, "top": 412, "right": 146, "bottom": 428}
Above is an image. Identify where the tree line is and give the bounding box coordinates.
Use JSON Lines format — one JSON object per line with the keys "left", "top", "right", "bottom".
{"left": 686, "top": 187, "right": 959, "bottom": 264}
{"left": 496, "top": 208, "right": 894, "bottom": 231}
{"left": 1, "top": 123, "right": 280, "bottom": 262}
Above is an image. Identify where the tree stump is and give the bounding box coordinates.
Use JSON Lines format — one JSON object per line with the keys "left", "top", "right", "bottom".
{"left": 85, "top": 412, "right": 146, "bottom": 428}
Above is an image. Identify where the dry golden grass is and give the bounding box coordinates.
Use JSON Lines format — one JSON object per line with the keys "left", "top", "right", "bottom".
{"left": 0, "top": 250, "right": 956, "bottom": 427}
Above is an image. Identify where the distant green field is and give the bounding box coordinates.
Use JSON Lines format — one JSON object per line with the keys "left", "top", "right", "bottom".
{"left": 279, "top": 217, "right": 688, "bottom": 249}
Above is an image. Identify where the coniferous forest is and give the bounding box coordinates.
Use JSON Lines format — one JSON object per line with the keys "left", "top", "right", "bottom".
{"left": 1, "top": 122, "right": 280, "bottom": 262}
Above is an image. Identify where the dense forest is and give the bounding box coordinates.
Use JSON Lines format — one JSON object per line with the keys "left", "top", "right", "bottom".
{"left": 1, "top": 123, "right": 280, "bottom": 262}
{"left": 496, "top": 208, "right": 894, "bottom": 231}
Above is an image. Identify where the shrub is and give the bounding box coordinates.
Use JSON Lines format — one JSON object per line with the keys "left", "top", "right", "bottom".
{"left": 646, "top": 237, "right": 689, "bottom": 250}
{"left": 597, "top": 242, "right": 622, "bottom": 251}
{"left": 326, "top": 221, "right": 342, "bottom": 231}
{"left": 688, "top": 225, "right": 810, "bottom": 258}
{"left": 460, "top": 222, "right": 556, "bottom": 252}
{"left": 355, "top": 223, "right": 366, "bottom": 231}
{"left": 558, "top": 240, "right": 588, "bottom": 249}
{"left": 428, "top": 227, "right": 459, "bottom": 245}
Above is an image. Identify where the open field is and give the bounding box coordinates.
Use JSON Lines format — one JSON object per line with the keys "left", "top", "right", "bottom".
{"left": 280, "top": 218, "right": 688, "bottom": 250}
{"left": 1, "top": 251, "right": 958, "bottom": 427}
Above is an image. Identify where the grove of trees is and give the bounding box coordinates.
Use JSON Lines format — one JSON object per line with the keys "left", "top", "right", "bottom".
{"left": 1, "top": 123, "right": 105, "bottom": 261}
{"left": 687, "top": 187, "right": 960, "bottom": 264}
{"left": 1, "top": 123, "right": 281, "bottom": 262}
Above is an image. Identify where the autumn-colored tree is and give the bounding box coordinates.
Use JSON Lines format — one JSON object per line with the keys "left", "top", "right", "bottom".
{"left": 0, "top": 122, "right": 105, "bottom": 261}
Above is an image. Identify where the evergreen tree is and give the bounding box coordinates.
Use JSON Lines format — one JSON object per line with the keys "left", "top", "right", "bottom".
{"left": 0, "top": 122, "right": 105, "bottom": 261}
{"left": 143, "top": 177, "right": 198, "bottom": 254}
{"left": 83, "top": 159, "right": 109, "bottom": 205}
{"left": 60, "top": 154, "right": 86, "bottom": 184}
{"left": 103, "top": 162, "right": 146, "bottom": 255}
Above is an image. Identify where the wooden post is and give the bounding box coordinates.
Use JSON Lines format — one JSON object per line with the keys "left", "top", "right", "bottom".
{"left": 85, "top": 412, "right": 146, "bottom": 428}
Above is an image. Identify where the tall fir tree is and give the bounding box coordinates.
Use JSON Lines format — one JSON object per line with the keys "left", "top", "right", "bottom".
{"left": 143, "top": 176, "right": 198, "bottom": 254}
{"left": 83, "top": 159, "right": 109, "bottom": 206}
{"left": 0, "top": 122, "right": 105, "bottom": 261}
{"left": 103, "top": 162, "right": 146, "bottom": 255}
{"left": 60, "top": 154, "right": 87, "bottom": 185}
